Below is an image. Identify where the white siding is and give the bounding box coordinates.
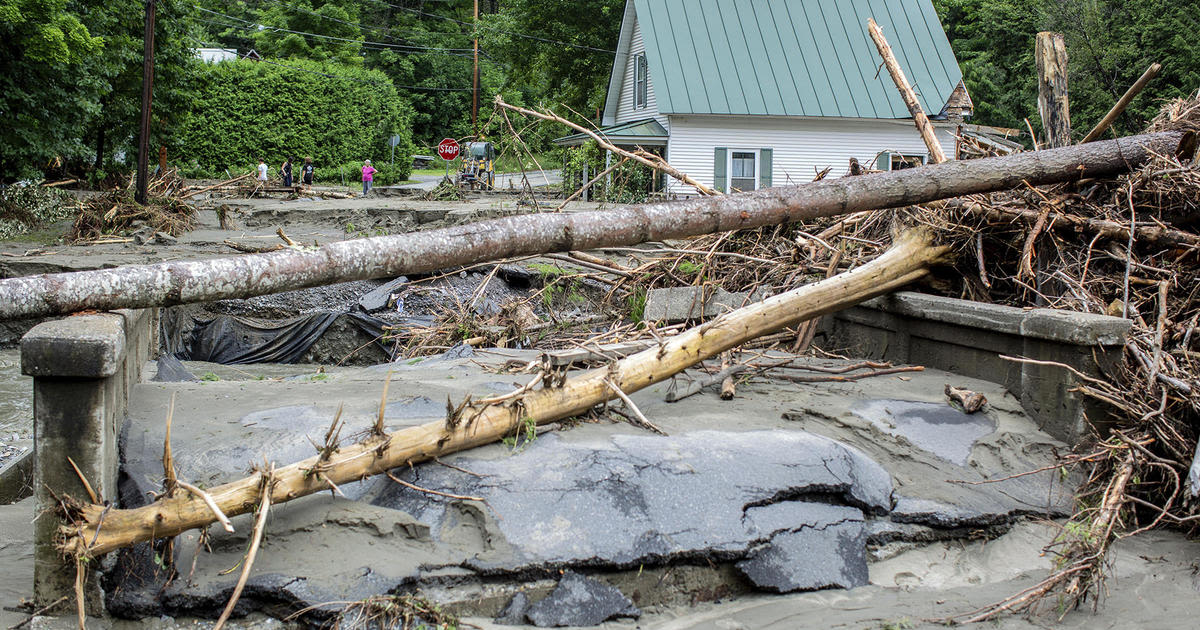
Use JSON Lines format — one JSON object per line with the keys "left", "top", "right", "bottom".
{"left": 665, "top": 116, "right": 958, "bottom": 196}
{"left": 613, "top": 19, "right": 669, "bottom": 130}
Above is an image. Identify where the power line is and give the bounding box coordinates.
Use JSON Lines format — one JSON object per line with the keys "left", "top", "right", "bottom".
{"left": 195, "top": 6, "right": 472, "bottom": 53}
{"left": 364, "top": 0, "right": 617, "bottom": 54}
{"left": 254, "top": 0, "right": 474, "bottom": 49}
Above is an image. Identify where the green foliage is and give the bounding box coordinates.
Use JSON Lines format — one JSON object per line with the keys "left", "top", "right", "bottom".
{"left": 480, "top": 0, "right": 624, "bottom": 115}
{"left": 176, "top": 58, "right": 415, "bottom": 179}
{"left": 934, "top": 0, "right": 1200, "bottom": 138}
{"left": 561, "top": 141, "right": 655, "bottom": 203}
{"left": 502, "top": 416, "right": 538, "bottom": 452}
{"left": 200, "top": 371, "right": 220, "bottom": 382}
{"left": 0, "top": 183, "right": 75, "bottom": 239}
{"left": 0, "top": 0, "right": 100, "bottom": 64}
{"left": 627, "top": 287, "right": 647, "bottom": 323}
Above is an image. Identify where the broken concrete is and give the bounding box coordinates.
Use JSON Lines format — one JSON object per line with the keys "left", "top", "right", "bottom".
{"left": 643, "top": 286, "right": 766, "bottom": 322}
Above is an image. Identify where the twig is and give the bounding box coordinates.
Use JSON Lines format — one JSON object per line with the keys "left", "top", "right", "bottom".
{"left": 604, "top": 378, "right": 668, "bottom": 435}
{"left": 163, "top": 393, "right": 177, "bottom": 498}
{"left": 8, "top": 596, "right": 69, "bottom": 630}
{"left": 769, "top": 365, "right": 924, "bottom": 383}
{"left": 212, "top": 468, "right": 274, "bottom": 630}
{"left": 495, "top": 96, "right": 719, "bottom": 195}
{"left": 176, "top": 480, "right": 235, "bottom": 533}
{"left": 385, "top": 471, "right": 484, "bottom": 502}
{"left": 66, "top": 457, "right": 99, "bottom": 505}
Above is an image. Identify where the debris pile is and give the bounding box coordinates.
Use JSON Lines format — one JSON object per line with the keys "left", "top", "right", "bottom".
{"left": 623, "top": 95, "right": 1200, "bottom": 619}
{"left": 69, "top": 168, "right": 195, "bottom": 242}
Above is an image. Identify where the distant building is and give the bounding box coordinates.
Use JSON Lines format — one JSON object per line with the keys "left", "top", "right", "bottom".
{"left": 557, "top": 0, "right": 976, "bottom": 196}
{"left": 195, "top": 48, "right": 238, "bottom": 63}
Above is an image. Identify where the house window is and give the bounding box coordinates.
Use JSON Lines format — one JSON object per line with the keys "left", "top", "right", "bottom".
{"left": 889, "top": 153, "right": 926, "bottom": 170}
{"left": 634, "top": 53, "right": 648, "bottom": 109}
{"left": 729, "top": 150, "right": 757, "bottom": 192}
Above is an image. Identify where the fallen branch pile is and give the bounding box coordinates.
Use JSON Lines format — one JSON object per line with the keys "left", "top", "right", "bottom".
{"left": 70, "top": 168, "right": 195, "bottom": 241}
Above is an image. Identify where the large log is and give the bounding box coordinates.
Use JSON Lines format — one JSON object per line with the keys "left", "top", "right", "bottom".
{"left": 59, "top": 230, "right": 949, "bottom": 557}
{"left": 0, "top": 131, "right": 1183, "bottom": 321}
{"left": 1036, "top": 32, "right": 1072, "bottom": 148}
{"left": 867, "top": 18, "right": 947, "bottom": 164}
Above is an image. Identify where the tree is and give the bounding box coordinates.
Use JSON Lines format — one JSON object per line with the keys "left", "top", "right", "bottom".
{"left": 480, "top": 0, "right": 623, "bottom": 118}
{"left": 934, "top": 0, "right": 1200, "bottom": 140}
{"left": 0, "top": 0, "right": 103, "bottom": 178}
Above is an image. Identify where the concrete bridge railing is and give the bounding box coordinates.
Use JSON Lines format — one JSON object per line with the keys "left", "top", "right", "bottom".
{"left": 21, "top": 308, "right": 156, "bottom": 610}
{"left": 820, "top": 291, "right": 1131, "bottom": 444}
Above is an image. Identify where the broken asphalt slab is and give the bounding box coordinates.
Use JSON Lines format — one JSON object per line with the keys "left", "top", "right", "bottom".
{"left": 105, "top": 353, "right": 1074, "bottom": 623}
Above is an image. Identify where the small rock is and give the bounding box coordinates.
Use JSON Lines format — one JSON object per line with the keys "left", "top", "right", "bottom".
{"left": 154, "top": 231, "right": 178, "bottom": 244}
{"left": 524, "top": 572, "right": 639, "bottom": 627}
{"left": 357, "top": 276, "right": 409, "bottom": 312}
{"left": 494, "top": 591, "right": 530, "bottom": 626}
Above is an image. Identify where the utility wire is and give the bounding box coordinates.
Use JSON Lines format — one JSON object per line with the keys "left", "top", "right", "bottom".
{"left": 195, "top": 6, "right": 472, "bottom": 53}
{"left": 365, "top": 0, "right": 617, "bottom": 53}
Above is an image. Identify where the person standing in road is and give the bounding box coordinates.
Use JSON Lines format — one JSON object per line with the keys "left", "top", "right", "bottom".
{"left": 301, "top": 157, "right": 315, "bottom": 190}
{"left": 281, "top": 157, "right": 293, "bottom": 187}
{"left": 361, "top": 159, "right": 377, "bottom": 196}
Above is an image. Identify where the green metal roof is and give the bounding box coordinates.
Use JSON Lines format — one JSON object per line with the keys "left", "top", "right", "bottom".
{"left": 553, "top": 118, "right": 669, "bottom": 146}
{"left": 633, "top": 0, "right": 963, "bottom": 119}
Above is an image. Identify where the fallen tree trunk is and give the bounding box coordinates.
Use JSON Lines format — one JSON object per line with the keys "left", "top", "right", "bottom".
{"left": 0, "top": 131, "right": 1183, "bottom": 321}
{"left": 58, "top": 230, "right": 950, "bottom": 557}
{"left": 867, "top": 18, "right": 947, "bottom": 164}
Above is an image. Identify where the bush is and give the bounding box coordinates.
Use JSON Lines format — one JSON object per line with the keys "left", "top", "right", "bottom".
{"left": 0, "top": 182, "right": 75, "bottom": 239}
{"left": 176, "top": 59, "right": 415, "bottom": 182}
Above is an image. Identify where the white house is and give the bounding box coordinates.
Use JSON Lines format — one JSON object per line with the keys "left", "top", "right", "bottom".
{"left": 195, "top": 48, "right": 238, "bottom": 64}
{"left": 559, "top": 0, "right": 975, "bottom": 196}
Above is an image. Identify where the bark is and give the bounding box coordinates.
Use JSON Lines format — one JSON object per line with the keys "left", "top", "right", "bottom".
{"left": 58, "top": 231, "right": 949, "bottom": 557}
{"left": 0, "top": 131, "right": 1183, "bottom": 321}
{"left": 867, "top": 19, "right": 947, "bottom": 164}
{"left": 1036, "top": 32, "right": 1072, "bottom": 148}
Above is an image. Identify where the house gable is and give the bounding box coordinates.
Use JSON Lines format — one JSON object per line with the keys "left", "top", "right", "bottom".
{"left": 625, "top": 0, "right": 965, "bottom": 120}
{"left": 603, "top": 0, "right": 668, "bottom": 130}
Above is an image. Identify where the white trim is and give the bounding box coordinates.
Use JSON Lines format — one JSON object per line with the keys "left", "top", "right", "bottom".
{"left": 727, "top": 149, "right": 760, "bottom": 192}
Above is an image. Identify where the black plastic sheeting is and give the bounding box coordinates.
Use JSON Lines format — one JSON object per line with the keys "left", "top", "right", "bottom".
{"left": 161, "top": 308, "right": 407, "bottom": 365}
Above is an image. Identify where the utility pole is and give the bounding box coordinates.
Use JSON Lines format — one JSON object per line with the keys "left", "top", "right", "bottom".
{"left": 472, "top": 0, "right": 479, "bottom": 138}
{"left": 136, "top": 0, "right": 157, "bottom": 205}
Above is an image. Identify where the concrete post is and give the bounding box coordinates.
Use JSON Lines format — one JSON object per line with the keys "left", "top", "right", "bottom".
{"left": 21, "top": 309, "right": 154, "bottom": 612}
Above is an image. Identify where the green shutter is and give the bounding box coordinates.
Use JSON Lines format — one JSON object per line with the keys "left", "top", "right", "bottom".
{"left": 713, "top": 147, "right": 727, "bottom": 192}
{"left": 759, "top": 148, "right": 772, "bottom": 188}
{"left": 875, "top": 151, "right": 891, "bottom": 171}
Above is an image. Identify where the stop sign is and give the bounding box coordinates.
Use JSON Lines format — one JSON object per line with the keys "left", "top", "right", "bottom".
{"left": 437, "top": 138, "right": 460, "bottom": 161}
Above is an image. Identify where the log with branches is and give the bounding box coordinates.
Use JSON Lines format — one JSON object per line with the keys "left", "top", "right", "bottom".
{"left": 0, "top": 131, "right": 1183, "bottom": 322}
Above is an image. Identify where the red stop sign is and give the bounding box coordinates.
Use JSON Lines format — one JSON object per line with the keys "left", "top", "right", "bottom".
{"left": 437, "top": 138, "right": 460, "bottom": 161}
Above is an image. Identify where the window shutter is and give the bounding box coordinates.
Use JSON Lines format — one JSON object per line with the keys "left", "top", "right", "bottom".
{"left": 759, "top": 148, "right": 773, "bottom": 188}
{"left": 713, "top": 147, "right": 727, "bottom": 192}
{"left": 875, "top": 151, "right": 891, "bottom": 171}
